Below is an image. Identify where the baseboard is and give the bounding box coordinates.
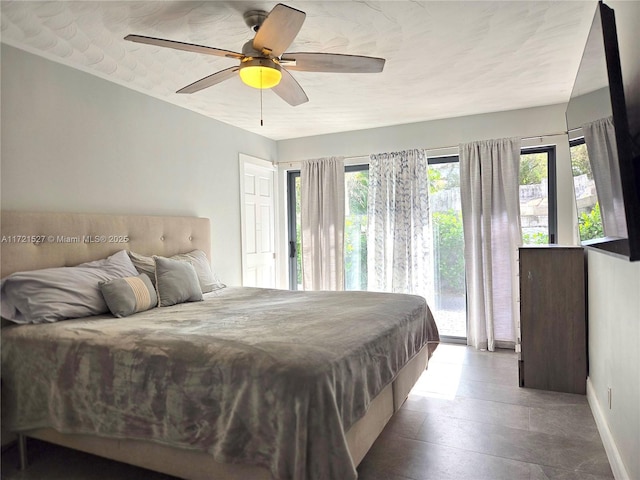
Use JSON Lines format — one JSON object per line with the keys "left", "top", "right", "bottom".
{"left": 586, "top": 377, "right": 630, "bottom": 480}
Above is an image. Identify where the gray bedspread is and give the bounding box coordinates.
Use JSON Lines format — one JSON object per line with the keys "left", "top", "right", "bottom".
{"left": 1, "top": 287, "right": 439, "bottom": 480}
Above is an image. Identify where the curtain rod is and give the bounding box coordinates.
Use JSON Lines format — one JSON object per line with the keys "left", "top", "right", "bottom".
{"left": 341, "top": 129, "right": 577, "bottom": 161}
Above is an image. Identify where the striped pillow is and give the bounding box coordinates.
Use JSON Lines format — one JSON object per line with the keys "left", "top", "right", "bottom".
{"left": 99, "top": 274, "right": 158, "bottom": 318}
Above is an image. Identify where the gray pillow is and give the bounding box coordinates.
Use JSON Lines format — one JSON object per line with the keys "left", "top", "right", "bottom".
{"left": 154, "top": 256, "right": 203, "bottom": 307}
{"left": 99, "top": 274, "right": 158, "bottom": 318}
{"left": 129, "top": 250, "right": 224, "bottom": 293}
{"left": 0, "top": 250, "right": 138, "bottom": 324}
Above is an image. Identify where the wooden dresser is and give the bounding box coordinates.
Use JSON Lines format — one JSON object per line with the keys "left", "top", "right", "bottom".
{"left": 518, "top": 246, "right": 587, "bottom": 394}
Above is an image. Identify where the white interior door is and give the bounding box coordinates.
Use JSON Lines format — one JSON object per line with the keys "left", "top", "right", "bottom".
{"left": 239, "top": 154, "right": 276, "bottom": 287}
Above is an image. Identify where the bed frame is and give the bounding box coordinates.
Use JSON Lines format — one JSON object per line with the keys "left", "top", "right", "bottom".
{"left": 1, "top": 210, "right": 430, "bottom": 480}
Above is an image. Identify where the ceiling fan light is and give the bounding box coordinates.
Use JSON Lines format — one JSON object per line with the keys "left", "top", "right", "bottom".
{"left": 239, "top": 58, "right": 282, "bottom": 89}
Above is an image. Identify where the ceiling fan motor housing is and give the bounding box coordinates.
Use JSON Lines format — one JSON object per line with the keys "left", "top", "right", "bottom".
{"left": 242, "top": 40, "right": 267, "bottom": 58}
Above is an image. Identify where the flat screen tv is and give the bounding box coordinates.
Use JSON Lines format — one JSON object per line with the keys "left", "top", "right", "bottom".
{"left": 566, "top": 1, "right": 640, "bottom": 261}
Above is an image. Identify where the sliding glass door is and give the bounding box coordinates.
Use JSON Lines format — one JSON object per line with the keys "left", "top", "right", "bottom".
{"left": 287, "top": 159, "right": 466, "bottom": 338}
{"left": 428, "top": 157, "right": 466, "bottom": 338}
{"left": 286, "top": 165, "right": 369, "bottom": 291}
{"left": 344, "top": 166, "right": 369, "bottom": 291}
{"left": 286, "top": 148, "right": 558, "bottom": 341}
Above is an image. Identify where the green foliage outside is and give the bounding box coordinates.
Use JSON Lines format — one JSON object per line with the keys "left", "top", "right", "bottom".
{"left": 523, "top": 232, "right": 549, "bottom": 245}
{"left": 344, "top": 170, "right": 369, "bottom": 290}
{"left": 432, "top": 210, "right": 465, "bottom": 292}
{"left": 346, "top": 170, "right": 368, "bottom": 214}
{"left": 344, "top": 216, "right": 367, "bottom": 289}
{"left": 429, "top": 162, "right": 465, "bottom": 294}
{"left": 430, "top": 162, "right": 460, "bottom": 192}
{"left": 570, "top": 143, "right": 603, "bottom": 241}
{"left": 428, "top": 168, "right": 442, "bottom": 194}
{"left": 579, "top": 202, "right": 604, "bottom": 241}
{"left": 520, "top": 153, "right": 547, "bottom": 185}
{"left": 571, "top": 143, "right": 592, "bottom": 178}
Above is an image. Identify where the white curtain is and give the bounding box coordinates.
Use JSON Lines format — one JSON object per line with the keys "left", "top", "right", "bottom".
{"left": 460, "top": 138, "right": 522, "bottom": 351}
{"left": 300, "top": 157, "right": 345, "bottom": 291}
{"left": 582, "top": 116, "right": 627, "bottom": 238}
{"left": 367, "top": 149, "right": 433, "bottom": 301}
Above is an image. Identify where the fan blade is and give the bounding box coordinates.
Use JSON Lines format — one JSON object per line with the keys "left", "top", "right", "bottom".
{"left": 125, "top": 34, "right": 243, "bottom": 59}
{"left": 253, "top": 4, "right": 305, "bottom": 57}
{"left": 177, "top": 67, "right": 239, "bottom": 94}
{"left": 272, "top": 69, "right": 308, "bottom": 106}
{"left": 281, "top": 52, "right": 385, "bottom": 73}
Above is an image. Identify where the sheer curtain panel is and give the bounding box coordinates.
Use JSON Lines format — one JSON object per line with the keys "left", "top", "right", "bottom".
{"left": 300, "top": 157, "right": 345, "bottom": 291}
{"left": 582, "top": 116, "right": 627, "bottom": 238}
{"left": 460, "top": 138, "right": 522, "bottom": 351}
{"left": 367, "top": 149, "right": 433, "bottom": 301}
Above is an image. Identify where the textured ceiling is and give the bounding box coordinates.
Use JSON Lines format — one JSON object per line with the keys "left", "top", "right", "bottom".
{"left": 1, "top": 1, "right": 598, "bottom": 140}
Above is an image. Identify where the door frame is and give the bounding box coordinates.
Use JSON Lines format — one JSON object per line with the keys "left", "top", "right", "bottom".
{"left": 239, "top": 153, "right": 279, "bottom": 287}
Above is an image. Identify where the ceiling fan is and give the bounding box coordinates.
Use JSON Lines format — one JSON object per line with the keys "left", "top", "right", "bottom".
{"left": 125, "top": 3, "right": 385, "bottom": 106}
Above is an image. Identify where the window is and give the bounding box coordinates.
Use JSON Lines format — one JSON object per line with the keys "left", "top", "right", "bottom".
{"left": 519, "top": 147, "right": 557, "bottom": 244}
{"left": 570, "top": 138, "right": 603, "bottom": 241}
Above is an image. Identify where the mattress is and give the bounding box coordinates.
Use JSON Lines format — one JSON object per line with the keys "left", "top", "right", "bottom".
{"left": 1, "top": 286, "right": 439, "bottom": 480}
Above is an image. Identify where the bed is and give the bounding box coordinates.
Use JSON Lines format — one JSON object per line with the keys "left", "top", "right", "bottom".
{"left": 0, "top": 211, "right": 439, "bottom": 480}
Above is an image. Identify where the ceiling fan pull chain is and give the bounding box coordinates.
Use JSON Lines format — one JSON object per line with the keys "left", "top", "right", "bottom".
{"left": 260, "top": 70, "right": 264, "bottom": 126}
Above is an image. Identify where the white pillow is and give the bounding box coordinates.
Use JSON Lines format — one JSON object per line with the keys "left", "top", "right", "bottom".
{"left": 1, "top": 250, "right": 138, "bottom": 324}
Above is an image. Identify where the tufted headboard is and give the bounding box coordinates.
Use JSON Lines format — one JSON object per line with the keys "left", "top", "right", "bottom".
{"left": 0, "top": 211, "right": 211, "bottom": 277}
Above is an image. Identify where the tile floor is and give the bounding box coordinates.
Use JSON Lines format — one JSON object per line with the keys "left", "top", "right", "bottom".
{"left": 1, "top": 344, "right": 613, "bottom": 480}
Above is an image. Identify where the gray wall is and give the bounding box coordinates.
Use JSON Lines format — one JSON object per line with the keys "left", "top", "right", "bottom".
{"left": 586, "top": 251, "right": 639, "bottom": 480}
{"left": 1, "top": 44, "right": 277, "bottom": 286}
